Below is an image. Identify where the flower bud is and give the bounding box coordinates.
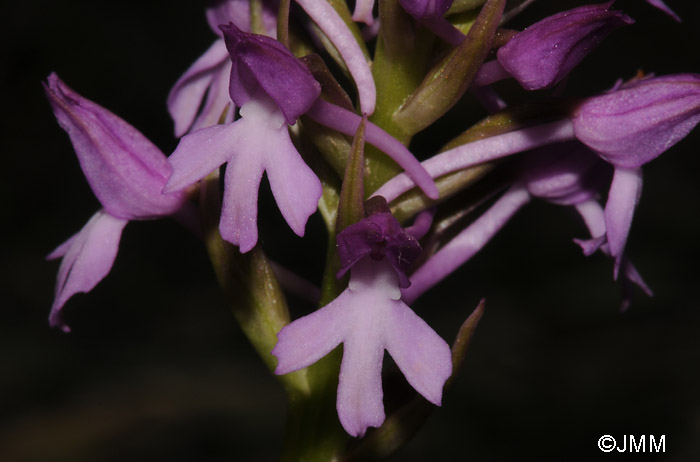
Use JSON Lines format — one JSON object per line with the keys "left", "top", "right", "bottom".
{"left": 497, "top": 2, "right": 633, "bottom": 90}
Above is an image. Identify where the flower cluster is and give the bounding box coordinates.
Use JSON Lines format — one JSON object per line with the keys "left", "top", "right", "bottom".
{"left": 45, "top": 0, "right": 698, "bottom": 457}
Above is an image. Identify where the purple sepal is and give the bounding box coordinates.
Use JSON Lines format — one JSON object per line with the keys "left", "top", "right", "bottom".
{"left": 573, "top": 73, "right": 700, "bottom": 168}
{"left": 497, "top": 2, "right": 633, "bottom": 90}
{"left": 220, "top": 23, "right": 321, "bottom": 124}
{"left": 44, "top": 74, "right": 185, "bottom": 219}
{"left": 336, "top": 212, "right": 421, "bottom": 288}
{"left": 273, "top": 258, "right": 451, "bottom": 437}
{"left": 399, "top": 0, "right": 453, "bottom": 19}
{"left": 47, "top": 210, "right": 128, "bottom": 332}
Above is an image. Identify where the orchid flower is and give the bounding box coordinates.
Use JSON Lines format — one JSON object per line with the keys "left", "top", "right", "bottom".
{"left": 167, "top": 0, "right": 277, "bottom": 137}
{"left": 377, "top": 73, "right": 700, "bottom": 295}
{"left": 165, "top": 24, "right": 437, "bottom": 253}
{"left": 273, "top": 208, "right": 452, "bottom": 437}
{"left": 44, "top": 74, "right": 186, "bottom": 331}
{"left": 571, "top": 73, "right": 700, "bottom": 271}
{"left": 403, "top": 145, "right": 651, "bottom": 307}
{"left": 474, "top": 2, "right": 634, "bottom": 90}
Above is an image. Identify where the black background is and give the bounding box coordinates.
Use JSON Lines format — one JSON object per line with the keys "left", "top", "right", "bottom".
{"left": 2, "top": 1, "right": 700, "bottom": 460}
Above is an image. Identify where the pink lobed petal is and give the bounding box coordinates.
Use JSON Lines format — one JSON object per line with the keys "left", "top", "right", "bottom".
{"left": 164, "top": 122, "right": 243, "bottom": 194}
{"left": 337, "top": 333, "right": 386, "bottom": 437}
{"left": 263, "top": 128, "right": 322, "bottom": 237}
{"left": 384, "top": 299, "right": 452, "bottom": 406}
{"left": 219, "top": 142, "right": 266, "bottom": 253}
{"left": 272, "top": 290, "right": 351, "bottom": 374}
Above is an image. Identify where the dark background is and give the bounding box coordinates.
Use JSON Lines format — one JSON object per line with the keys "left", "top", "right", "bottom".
{"left": 2, "top": 1, "right": 699, "bottom": 460}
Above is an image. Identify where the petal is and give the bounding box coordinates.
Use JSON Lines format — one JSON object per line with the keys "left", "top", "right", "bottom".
{"left": 219, "top": 142, "right": 266, "bottom": 253}
{"left": 164, "top": 122, "right": 242, "bottom": 193}
{"left": 337, "top": 334, "right": 386, "bottom": 437}
{"left": 45, "top": 74, "right": 184, "bottom": 219}
{"left": 272, "top": 290, "right": 351, "bottom": 374}
{"left": 167, "top": 39, "right": 230, "bottom": 137}
{"left": 190, "top": 59, "right": 235, "bottom": 133}
{"left": 263, "top": 128, "right": 322, "bottom": 237}
{"left": 604, "top": 167, "right": 643, "bottom": 275}
{"left": 384, "top": 299, "right": 452, "bottom": 405}
{"left": 49, "top": 211, "right": 128, "bottom": 332}
{"left": 296, "top": 0, "right": 376, "bottom": 115}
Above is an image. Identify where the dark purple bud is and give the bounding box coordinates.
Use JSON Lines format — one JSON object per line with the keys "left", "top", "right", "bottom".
{"left": 220, "top": 23, "right": 321, "bottom": 124}
{"left": 572, "top": 73, "right": 700, "bottom": 168}
{"left": 497, "top": 2, "right": 633, "bottom": 90}
{"left": 336, "top": 207, "right": 422, "bottom": 288}
{"left": 399, "top": 0, "right": 453, "bottom": 19}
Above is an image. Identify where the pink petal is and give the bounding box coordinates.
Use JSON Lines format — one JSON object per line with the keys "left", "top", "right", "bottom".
{"left": 337, "top": 330, "right": 386, "bottom": 437}
{"left": 384, "top": 299, "right": 452, "bottom": 406}
{"left": 164, "top": 122, "right": 243, "bottom": 194}
{"left": 604, "top": 167, "right": 643, "bottom": 276}
{"left": 272, "top": 291, "right": 351, "bottom": 374}
{"left": 263, "top": 129, "right": 322, "bottom": 237}
{"left": 49, "top": 211, "right": 128, "bottom": 332}
{"left": 167, "top": 39, "right": 230, "bottom": 137}
{"left": 219, "top": 142, "right": 266, "bottom": 253}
